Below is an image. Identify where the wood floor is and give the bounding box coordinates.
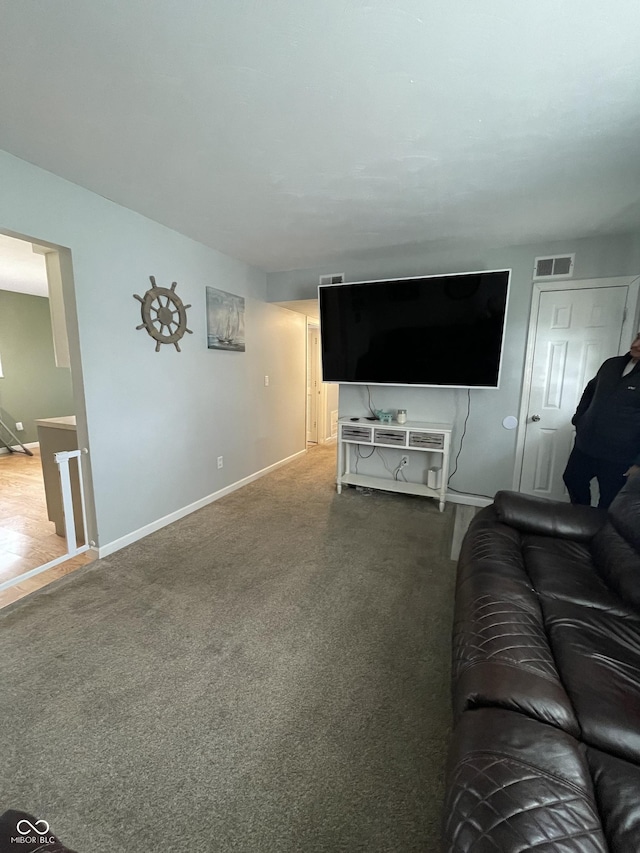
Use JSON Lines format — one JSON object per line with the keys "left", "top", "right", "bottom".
{"left": 0, "top": 447, "right": 94, "bottom": 609}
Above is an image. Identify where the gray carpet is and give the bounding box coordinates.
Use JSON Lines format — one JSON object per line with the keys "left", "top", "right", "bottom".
{"left": 0, "top": 443, "right": 455, "bottom": 852}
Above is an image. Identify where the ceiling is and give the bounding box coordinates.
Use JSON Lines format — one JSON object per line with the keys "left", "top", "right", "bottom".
{"left": 1, "top": 1, "right": 640, "bottom": 272}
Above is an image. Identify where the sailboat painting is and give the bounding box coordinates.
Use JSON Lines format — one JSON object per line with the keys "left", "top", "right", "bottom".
{"left": 206, "top": 287, "right": 246, "bottom": 351}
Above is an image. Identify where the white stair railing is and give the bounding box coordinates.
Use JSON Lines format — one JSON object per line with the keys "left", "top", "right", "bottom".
{"left": 55, "top": 449, "right": 89, "bottom": 557}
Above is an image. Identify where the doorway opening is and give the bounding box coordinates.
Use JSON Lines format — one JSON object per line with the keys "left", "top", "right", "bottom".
{"left": 0, "top": 231, "right": 95, "bottom": 607}
{"left": 275, "top": 298, "right": 339, "bottom": 449}
{"left": 307, "top": 323, "right": 321, "bottom": 445}
{"left": 306, "top": 318, "right": 338, "bottom": 447}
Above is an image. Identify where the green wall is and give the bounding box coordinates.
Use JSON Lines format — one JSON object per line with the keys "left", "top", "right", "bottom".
{"left": 0, "top": 289, "right": 74, "bottom": 445}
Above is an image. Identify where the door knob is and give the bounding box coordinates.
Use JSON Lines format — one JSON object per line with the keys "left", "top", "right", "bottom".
{"left": 531, "top": 414, "right": 541, "bottom": 422}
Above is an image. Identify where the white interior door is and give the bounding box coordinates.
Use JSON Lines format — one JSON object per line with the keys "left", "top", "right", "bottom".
{"left": 519, "top": 285, "right": 629, "bottom": 500}
{"left": 306, "top": 326, "right": 320, "bottom": 444}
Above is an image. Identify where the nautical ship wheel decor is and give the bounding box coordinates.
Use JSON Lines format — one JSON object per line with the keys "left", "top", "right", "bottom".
{"left": 134, "top": 276, "right": 193, "bottom": 352}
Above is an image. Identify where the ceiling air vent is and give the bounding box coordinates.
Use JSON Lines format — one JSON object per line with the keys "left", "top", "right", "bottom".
{"left": 533, "top": 254, "right": 575, "bottom": 280}
{"left": 319, "top": 273, "right": 345, "bottom": 285}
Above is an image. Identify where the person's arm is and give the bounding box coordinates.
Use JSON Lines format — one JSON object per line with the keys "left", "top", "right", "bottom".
{"left": 571, "top": 377, "right": 596, "bottom": 426}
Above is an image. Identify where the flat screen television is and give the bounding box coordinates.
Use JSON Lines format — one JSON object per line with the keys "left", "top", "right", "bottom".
{"left": 319, "top": 269, "right": 510, "bottom": 389}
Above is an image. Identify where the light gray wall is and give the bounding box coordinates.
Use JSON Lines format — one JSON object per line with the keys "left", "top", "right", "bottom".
{"left": 267, "top": 233, "right": 640, "bottom": 497}
{"left": 324, "top": 383, "right": 339, "bottom": 440}
{"left": 0, "top": 150, "right": 306, "bottom": 549}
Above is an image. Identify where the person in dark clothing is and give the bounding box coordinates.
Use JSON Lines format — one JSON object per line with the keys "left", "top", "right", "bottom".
{"left": 563, "top": 332, "right": 640, "bottom": 508}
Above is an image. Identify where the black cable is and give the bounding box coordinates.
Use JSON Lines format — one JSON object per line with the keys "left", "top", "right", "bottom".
{"left": 365, "top": 385, "right": 377, "bottom": 418}
{"left": 447, "top": 485, "right": 493, "bottom": 500}
{"left": 447, "top": 388, "right": 471, "bottom": 486}
{"left": 354, "top": 443, "right": 375, "bottom": 474}
{"left": 445, "top": 389, "right": 494, "bottom": 499}
{"left": 393, "top": 461, "right": 409, "bottom": 481}
{"left": 375, "top": 447, "right": 396, "bottom": 476}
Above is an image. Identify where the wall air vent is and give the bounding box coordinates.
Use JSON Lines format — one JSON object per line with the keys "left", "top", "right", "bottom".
{"left": 319, "top": 273, "right": 345, "bottom": 285}
{"left": 533, "top": 254, "right": 575, "bottom": 280}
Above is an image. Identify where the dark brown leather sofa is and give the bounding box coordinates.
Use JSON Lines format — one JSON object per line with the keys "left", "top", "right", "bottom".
{"left": 443, "top": 474, "right": 640, "bottom": 852}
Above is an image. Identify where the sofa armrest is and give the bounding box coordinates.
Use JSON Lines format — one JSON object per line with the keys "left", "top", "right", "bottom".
{"left": 493, "top": 490, "right": 607, "bottom": 541}
{"left": 443, "top": 709, "right": 608, "bottom": 853}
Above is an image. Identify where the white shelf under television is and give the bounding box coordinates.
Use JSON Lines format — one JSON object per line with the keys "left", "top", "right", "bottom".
{"left": 336, "top": 418, "right": 453, "bottom": 511}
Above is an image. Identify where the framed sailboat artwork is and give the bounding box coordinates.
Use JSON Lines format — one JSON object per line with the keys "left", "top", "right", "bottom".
{"left": 206, "top": 287, "right": 246, "bottom": 351}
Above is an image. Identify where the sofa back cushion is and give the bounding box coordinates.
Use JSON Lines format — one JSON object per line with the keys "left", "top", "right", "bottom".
{"left": 592, "top": 523, "right": 640, "bottom": 609}
{"left": 592, "top": 476, "right": 640, "bottom": 608}
{"left": 608, "top": 473, "right": 640, "bottom": 553}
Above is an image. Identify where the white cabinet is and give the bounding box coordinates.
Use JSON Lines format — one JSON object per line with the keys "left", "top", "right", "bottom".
{"left": 336, "top": 418, "right": 452, "bottom": 511}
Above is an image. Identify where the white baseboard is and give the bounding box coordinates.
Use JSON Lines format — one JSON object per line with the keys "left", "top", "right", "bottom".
{"left": 445, "top": 491, "right": 493, "bottom": 508}
{"left": 0, "top": 544, "right": 96, "bottom": 593}
{"left": 0, "top": 441, "right": 39, "bottom": 455}
{"left": 98, "top": 449, "right": 307, "bottom": 559}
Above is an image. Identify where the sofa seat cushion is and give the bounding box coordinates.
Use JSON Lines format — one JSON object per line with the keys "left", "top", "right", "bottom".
{"left": 587, "top": 747, "right": 640, "bottom": 853}
{"left": 546, "top": 602, "right": 640, "bottom": 763}
{"left": 443, "top": 708, "right": 607, "bottom": 853}
{"left": 522, "top": 534, "right": 639, "bottom": 618}
{"left": 453, "top": 513, "right": 579, "bottom": 734}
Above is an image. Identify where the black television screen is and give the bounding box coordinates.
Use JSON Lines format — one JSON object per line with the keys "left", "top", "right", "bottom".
{"left": 319, "top": 270, "right": 510, "bottom": 388}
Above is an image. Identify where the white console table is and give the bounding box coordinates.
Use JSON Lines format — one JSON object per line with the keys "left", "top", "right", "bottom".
{"left": 336, "top": 418, "right": 453, "bottom": 511}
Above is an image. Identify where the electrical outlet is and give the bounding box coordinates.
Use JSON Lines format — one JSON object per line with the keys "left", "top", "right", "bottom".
{"left": 401, "top": 455, "right": 409, "bottom": 467}
{"left": 264, "top": 375, "right": 269, "bottom": 386}
{"left": 15, "top": 422, "right": 24, "bottom": 431}
{"left": 217, "top": 456, "right": 223, "bottom": 469}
